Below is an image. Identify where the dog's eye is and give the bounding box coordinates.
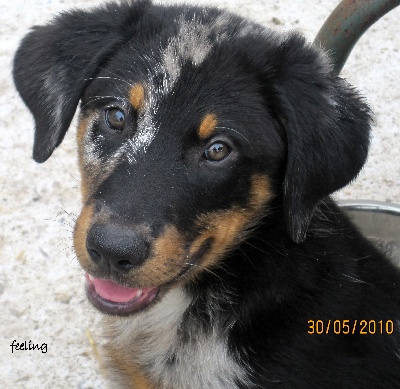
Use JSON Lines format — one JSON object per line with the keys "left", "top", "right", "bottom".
{"left": 105, "top": 108, "right": 125, "bottom": 131}
{"left": 204, "top": 142, "right": 230, "bottom": 162}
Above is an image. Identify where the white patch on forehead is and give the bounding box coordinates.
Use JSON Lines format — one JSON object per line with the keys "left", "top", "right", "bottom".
{"left": 125, "top": 129, "right": 154, "bottom": 163}
{"left": 81, "top": 113, "right": 128, "bottom": 184}
{"left": 81, "top": 92, "right": 158, "bottom": 167}
{"left": 125, "top": 83, "right": 159, "bottom": 164}
{"left": 82, "top": 115, "right": 101, "bottom": 167}
{"left": 160, "top": 12, "right": 234, "bottom": 92}
{"left": 162, "top": 20, "right": 211, "bottom": 86}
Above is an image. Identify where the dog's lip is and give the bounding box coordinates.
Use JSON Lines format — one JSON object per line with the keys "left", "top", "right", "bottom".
{"left": 85, "top": 273, "right": 159, "bottom": 316}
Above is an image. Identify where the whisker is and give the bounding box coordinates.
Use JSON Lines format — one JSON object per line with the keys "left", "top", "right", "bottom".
{"left": 68, "top": 172, "right": 80, "bottom": 183}
{"left": 184, "top": 262, "right": 199, "bottom": 267}
{"left": 249, "top": 236, "right": 286, "bottom": 256}
{"left": 83, "top": 76, "right": 132, "bottom": 86}
{"left": 55, "top": 240, "right": 73, "bottom": 249}
{"left": 202, "top": 266, "right": 225, "bottom": 282}
{"left": 81, "top": 95, "right": 128, "bottom": 109}
{"left": 52, "top": 204, "right": 78, "bottom": 222}
{"left": 98, "top": 66, "right": 135, "bottom": 83}
{"left": 342, "top": 273, "right": 373, "bottom": 285}
{"left": 215, "top": 126, "right": 253, "bottom": 149}
{"left": 238, "top": 247, "right": 256, "bottom": 269}
{"left": 243, "top": 241, "right": 272, "bottom": 256}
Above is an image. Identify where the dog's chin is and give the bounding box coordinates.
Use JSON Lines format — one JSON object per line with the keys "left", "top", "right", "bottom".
{"left": 85, "top": 273, "right": 159, "bottom": 316}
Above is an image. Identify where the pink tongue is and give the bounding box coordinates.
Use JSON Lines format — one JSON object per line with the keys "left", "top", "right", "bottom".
{"left": 88, "top": 275, "right": 141, "bottom": 303}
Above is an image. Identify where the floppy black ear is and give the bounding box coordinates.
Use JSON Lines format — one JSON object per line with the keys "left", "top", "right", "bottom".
{"left": 13, "top": 0, "right": 151, "bottom": 163}
{"left": 270, "top": 34, "right": 372, "bottom": 243}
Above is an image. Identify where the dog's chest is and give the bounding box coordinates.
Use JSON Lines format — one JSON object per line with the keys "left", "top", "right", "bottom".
{"left": 104, "top": 287, "right": 249, "bottom": 389}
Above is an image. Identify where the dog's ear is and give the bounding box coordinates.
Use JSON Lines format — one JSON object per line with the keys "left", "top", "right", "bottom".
{"left": 266, "top": 34, "right": 372, "bottom": 243}
{"left": 13, "top": 0, "right": 151, "bottom": 163}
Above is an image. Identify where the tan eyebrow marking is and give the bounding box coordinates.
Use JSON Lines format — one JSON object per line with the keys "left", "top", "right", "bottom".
{"left": 129, "top": 83, "right": 146, "bottom": 111}
{"left": 198, "top": 113, "right": 218, "bottom": 140}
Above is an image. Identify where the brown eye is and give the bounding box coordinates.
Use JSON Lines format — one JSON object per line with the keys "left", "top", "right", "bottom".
{"left": 105, "top": 108, "right": 125, "bottom": 131}
{"left": 204, "top": 142, "right": 230, "bottom": 162}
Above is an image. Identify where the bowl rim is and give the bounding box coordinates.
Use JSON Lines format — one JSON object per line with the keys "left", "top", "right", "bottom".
{"left": 338, "top": 200, "right": 400, "bottom": 216}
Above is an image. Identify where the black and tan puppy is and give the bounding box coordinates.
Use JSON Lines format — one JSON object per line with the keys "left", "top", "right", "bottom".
{"left": 14, "top": 1, "right": 400, "bottom": 388}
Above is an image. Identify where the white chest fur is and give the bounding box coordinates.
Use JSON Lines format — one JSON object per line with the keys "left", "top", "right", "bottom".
{"left": 104, "top": 287, "right": 250, "bottom": 389}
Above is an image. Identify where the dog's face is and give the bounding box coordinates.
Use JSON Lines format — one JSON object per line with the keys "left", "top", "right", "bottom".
{"left": 13, "top": 1, "right": 371, "bottom": 316}
{"left": 73, "top": 31, "right": 285, "bottom": 314}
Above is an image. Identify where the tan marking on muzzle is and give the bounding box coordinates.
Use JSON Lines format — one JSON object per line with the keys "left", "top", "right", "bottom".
{"left": 73, "top": 203, "right": 95, "bottom": 271}
{"left": 198, "top": 113, "right": 217, "bottom": 140}
{"left": 132, "top": 225, "right": 187, "bottom": 287}
{"left": 129, "top": 84, "right": 146, "bottom": 111}
{"left": 189, "top": 174, "right": 273, "bottom": 273}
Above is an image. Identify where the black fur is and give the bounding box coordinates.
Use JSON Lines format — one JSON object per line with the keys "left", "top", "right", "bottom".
{"left": 14, "top": 1, "right": 400, "bottom": 387}
{"left": 13, "top": 0, "right": 152, "bottom": 163}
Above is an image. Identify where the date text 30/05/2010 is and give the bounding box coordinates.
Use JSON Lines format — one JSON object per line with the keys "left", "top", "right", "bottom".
{"left": 308, "top": 320, "right": 395, "bottom": 335}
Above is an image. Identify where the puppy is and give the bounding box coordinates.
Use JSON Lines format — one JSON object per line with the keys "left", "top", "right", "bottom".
{"left": 13, "top": 1, "right": 400, "bottom": 388}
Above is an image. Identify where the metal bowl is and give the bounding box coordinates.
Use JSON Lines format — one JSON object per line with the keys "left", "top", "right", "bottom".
{"left": 339, "top": 200, "right": 400, "bottom": 266}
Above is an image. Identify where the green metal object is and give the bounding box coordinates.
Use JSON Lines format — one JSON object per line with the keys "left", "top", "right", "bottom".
{"left": 314, "top": 0, "right": 400, "bottom": 74}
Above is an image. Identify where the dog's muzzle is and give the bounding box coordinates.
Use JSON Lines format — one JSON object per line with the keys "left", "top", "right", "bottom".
{"left": 84, "top": 223, "right": 159, "bottom": 316}
{"left": 86, "top": 223, "right": 150, "bottom": 273}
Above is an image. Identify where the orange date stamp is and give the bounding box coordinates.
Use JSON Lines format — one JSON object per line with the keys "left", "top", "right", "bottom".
{"left": 307, "top": 320, "right": 395, "bottom": 335}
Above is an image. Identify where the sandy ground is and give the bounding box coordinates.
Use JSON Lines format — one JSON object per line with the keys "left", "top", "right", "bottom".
{"left": 0, "top": 0, "right": 399, "bottom": 387}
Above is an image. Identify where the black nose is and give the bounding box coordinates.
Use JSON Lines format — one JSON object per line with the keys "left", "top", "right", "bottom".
{"left": 86, "top": 224, "right": 149, "bottom": 273}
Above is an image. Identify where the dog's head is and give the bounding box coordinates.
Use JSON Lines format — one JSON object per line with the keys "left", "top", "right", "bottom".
{"left": 14, "top": 0, "right": 371, "bottom": 315}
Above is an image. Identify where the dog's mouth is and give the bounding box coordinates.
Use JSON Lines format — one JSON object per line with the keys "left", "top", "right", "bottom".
{"left": 85, "top": 274, "right": 159, "bottom": 316}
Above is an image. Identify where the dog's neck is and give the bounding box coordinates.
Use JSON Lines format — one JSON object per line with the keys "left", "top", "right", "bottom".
{"left": 102, "top": 287, "right": 250, "bottom": 389}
